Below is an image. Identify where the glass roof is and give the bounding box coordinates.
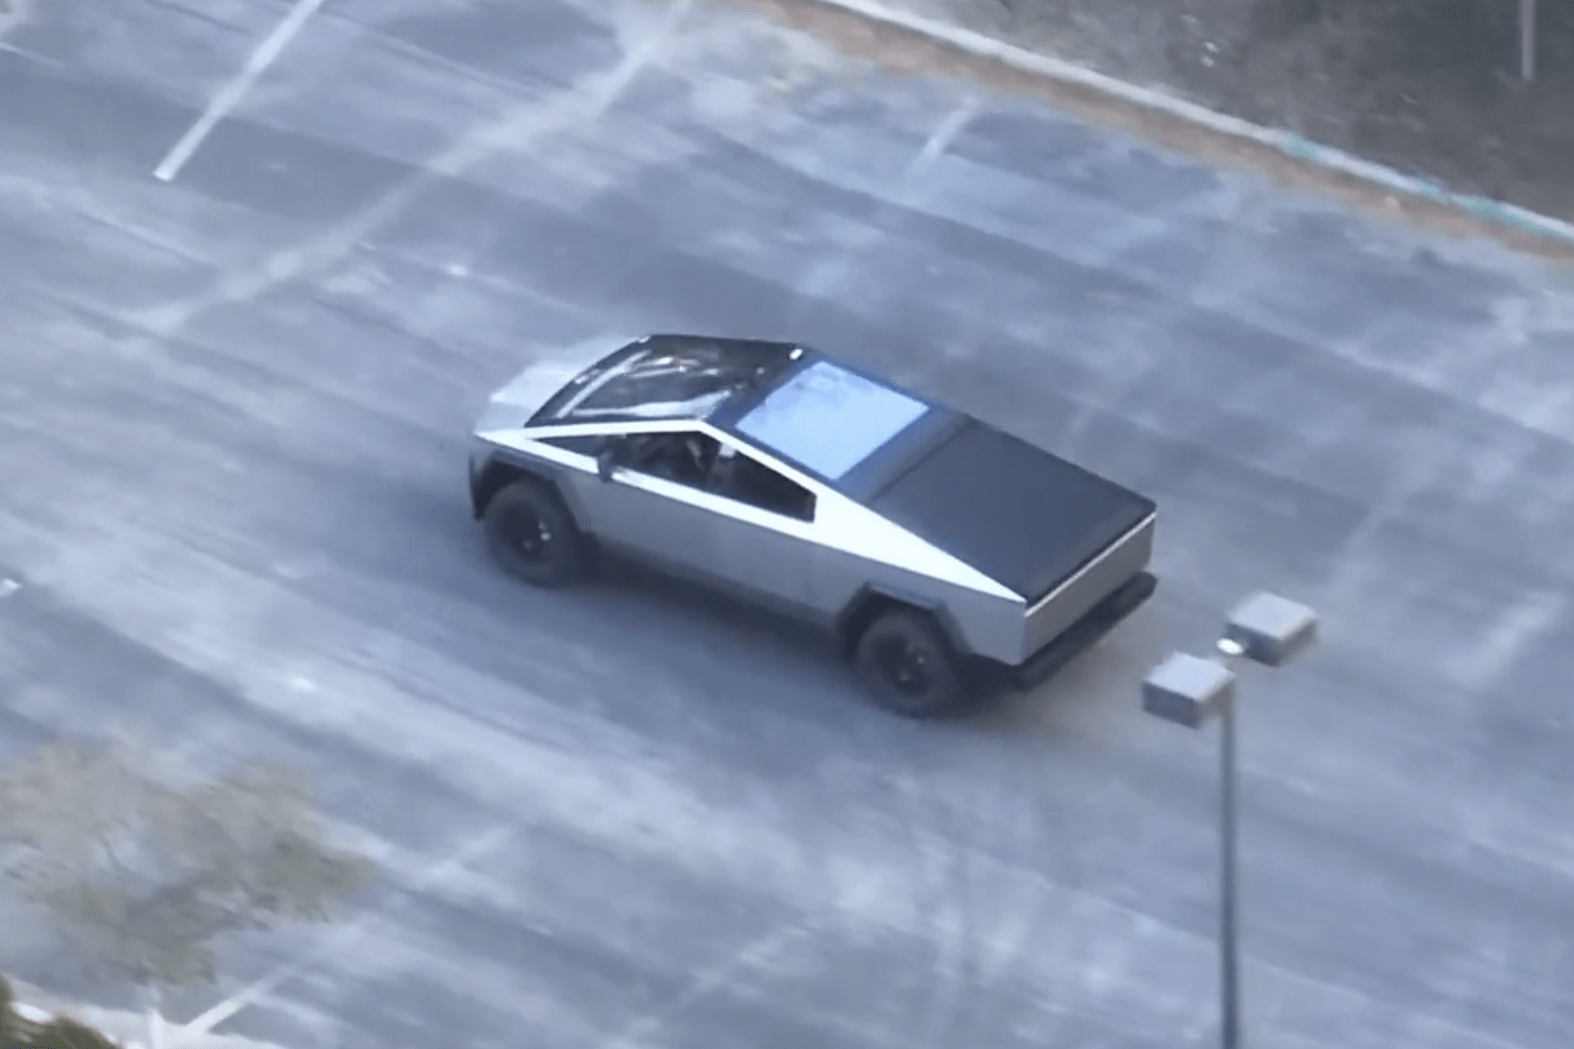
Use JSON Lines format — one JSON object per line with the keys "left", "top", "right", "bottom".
{"left": 734, "top": 360, "right": 930, "bottom": 479}
{"left": 534, "top": 336, "right": 801, "bottom": 424}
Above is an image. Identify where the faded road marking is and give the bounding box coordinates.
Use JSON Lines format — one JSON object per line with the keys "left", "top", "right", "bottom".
{"left": 912, "top": 99, "right": 977, "bottom": 172}
{"left": 136, "top": 0, "right": 693, "bottom": 337}
{"left": 794, "top": 98, "right": 977, "bottom": 302}
{"left": 597, "top": 874, "right": 892, "bottom": 1049}
{"left": 167, "top": 827, "right": 513, "bottom": 1048}
{"left": 154, "top": 0, "right": 329, "bottom": 182}
{"left": 1446, "top": 590, "right": 1566, "bottom": 693}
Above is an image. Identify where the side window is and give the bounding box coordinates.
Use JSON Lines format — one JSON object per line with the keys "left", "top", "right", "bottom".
{"left": 539, "top": 434, "right": 606, "bottom": 455}
{"left": 615, "top": 431, "right": 721, "bottom": 490}
{"left": 708, "top": 445, "right": 816, "bottom": 522}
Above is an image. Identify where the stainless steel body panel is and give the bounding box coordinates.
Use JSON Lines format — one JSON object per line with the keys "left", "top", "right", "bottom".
{"left": 798, "top": 541, "right": 1027, "bottom": 662}
{"left": 561, "top": 466, "right": 723, "bottom": 583}
{"left": 474, "top": 433, "right": 1147, "bottom": 668}
{"left": 1020, "top": 513, "right": 1156, "bottom": 663}
{"left": 480, "top": 434, "right": 1035, "bottom": 660}
{"left": 706, "top": 507, "right": 820, "bottom": 616}
{"left": 676, "top": 504, "right": 1029, "bottom": 664}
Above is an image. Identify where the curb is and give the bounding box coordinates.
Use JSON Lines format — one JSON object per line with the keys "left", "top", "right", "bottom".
{"left": 794, "top": 0, "right": 1574, "bottom": 249}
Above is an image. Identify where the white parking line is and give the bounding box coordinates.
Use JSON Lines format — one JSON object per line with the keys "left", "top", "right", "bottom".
{"left": 135, "top": 0, "right": 694, "bottom": 337}
{"left": 153, "top": 0, "right": 328, "bottom": 182}
{"left": 792, "top": 98, "right": 977, "bottom": 303}
{"left": 911, "top": 98, "right": 977, "bottom": 172}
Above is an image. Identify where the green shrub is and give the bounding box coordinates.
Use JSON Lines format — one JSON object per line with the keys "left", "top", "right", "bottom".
{"left": 0, "top": 976, "right": 120, "bottom": 1049}
{"left": 19, "top": 1018, "right": 121, "bottom": 1049}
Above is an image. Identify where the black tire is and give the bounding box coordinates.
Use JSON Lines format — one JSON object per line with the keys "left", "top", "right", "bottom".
{"left": 853, "top": 608, "right": 967, "bottom": 718}
{"left": 482, "top": 479, "right": 586, "bottom": 588}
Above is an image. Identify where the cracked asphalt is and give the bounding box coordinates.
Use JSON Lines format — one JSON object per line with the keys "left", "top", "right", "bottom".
{"left": 1, "top": 1, "right": 1573, "bottom": 1047}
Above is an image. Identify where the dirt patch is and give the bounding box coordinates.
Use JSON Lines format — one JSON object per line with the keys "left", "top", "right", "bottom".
{"left": 685, "top": 0, "right": 1574, "bottom": 262}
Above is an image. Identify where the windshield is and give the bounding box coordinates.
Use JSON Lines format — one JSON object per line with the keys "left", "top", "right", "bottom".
{"left": 533, "top": 336, "right": 801, "bottom": 424}
{"left": 735, "top": 360, "right": 931, "bottom": 479}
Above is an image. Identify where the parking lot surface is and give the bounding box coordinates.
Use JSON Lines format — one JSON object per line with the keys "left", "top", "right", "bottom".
{"left": 1, "top": 1, "right": 1573, "bottom": 1047}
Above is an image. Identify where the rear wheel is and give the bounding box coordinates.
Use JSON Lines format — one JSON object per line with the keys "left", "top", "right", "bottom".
{"left": 853, "top": 608, "right": 967, "bottom": 718}
{"left": 482, "top": 479, "right": 586, "bottom": 587}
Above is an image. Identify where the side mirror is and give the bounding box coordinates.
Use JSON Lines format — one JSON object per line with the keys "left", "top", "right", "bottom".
{"left": 595, "top": 445, "right": 618, "bottom": 481}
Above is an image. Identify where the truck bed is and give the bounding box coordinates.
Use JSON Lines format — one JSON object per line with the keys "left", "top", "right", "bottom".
{"left": 868, "top": 417, "right": 1157, "bottom": 604}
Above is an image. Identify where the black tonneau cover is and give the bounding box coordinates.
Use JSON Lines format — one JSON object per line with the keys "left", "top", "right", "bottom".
{"left": 870, "top": 419, "right": 1155, "bottom": 603}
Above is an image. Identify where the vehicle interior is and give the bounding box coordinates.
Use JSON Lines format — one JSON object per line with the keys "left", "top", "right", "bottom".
{"left": 611, "top": 432, "right": 816, "bottom": 522}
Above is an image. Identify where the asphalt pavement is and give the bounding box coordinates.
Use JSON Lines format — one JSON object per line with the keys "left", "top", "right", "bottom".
{"left": 1, "top": 1, "right": 1573, "bottom": 1047}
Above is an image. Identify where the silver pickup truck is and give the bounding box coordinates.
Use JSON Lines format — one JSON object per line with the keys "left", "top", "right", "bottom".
{"left": 469, "top": 333, "right": 1157, "bottom": 717}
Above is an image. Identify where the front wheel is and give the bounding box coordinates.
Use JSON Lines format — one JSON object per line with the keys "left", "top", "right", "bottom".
{"left": 853, "top": 608, "right": 967, "bottom": 718}
{"left": 482, "top": 479, "right": 586, "bottom": 587}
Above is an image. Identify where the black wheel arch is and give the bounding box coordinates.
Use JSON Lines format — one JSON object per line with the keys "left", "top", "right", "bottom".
{"left": 471, "top": 452, "right": 572, "bottom": 521}
{"left": 835, "top": 585, "right": 969, "bottom": 662}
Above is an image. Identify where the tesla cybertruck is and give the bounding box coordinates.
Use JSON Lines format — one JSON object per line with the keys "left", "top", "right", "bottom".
{"left": 468, "top": 334, "right": 1157, "bottom": 716}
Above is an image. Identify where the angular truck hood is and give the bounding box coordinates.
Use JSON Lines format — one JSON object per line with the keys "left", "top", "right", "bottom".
{"left": 473, "top": 333, "right": 638, "bottom": 436}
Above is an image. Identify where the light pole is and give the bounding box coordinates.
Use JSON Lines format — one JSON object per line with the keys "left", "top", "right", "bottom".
{"left": 1141, "top": 592, "right": 1319, "bottom": 1049}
